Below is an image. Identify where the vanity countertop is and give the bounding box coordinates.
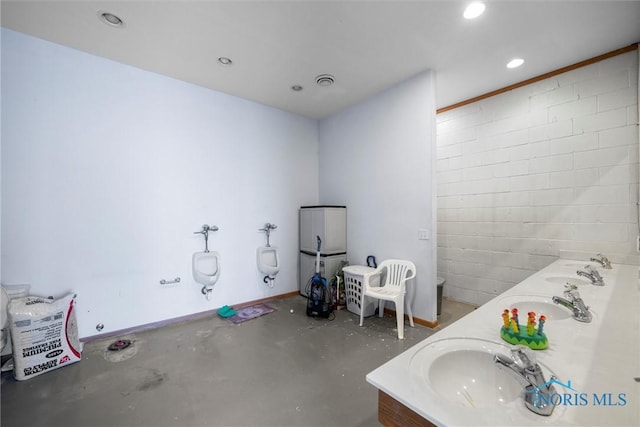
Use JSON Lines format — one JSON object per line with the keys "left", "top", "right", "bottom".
{"left": 366, "top": 259, "right": 640, "bottom": 426}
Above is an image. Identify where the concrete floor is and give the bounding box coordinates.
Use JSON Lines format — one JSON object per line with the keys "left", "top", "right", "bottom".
{"left": 1, "top": 296, "right": 475, "bottom": 427}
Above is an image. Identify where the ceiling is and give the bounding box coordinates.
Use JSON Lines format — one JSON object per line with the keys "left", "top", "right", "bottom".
{"left": 2, "top": 1, "right": 639, "bottom": 119}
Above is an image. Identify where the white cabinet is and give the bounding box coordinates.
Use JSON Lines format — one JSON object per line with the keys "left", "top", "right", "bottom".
{"left": 299, "top": 206, "right": 346, "bottom": 254}
{"left": 299, "top": 205, "right": 347, "bottom": 295}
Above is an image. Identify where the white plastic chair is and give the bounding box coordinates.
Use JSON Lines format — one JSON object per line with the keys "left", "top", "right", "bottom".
{"left": 359, "top": 259, "right": 416, "bottom": 339}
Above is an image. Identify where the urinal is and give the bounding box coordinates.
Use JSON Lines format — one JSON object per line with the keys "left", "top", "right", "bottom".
{"left": 192, "top": 251, "right": 221, "bottom": 287}
{"left": 193, "top": 224, "right": 220, "bottom": 299}
{"left": 257, "top": 223, "right": 280, "bottom": 288}
{"left": 257, "top": 246, "right": 280, "bottom": 278}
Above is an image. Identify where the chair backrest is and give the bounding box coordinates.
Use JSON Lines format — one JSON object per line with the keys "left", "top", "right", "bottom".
{"left": 379, "top": 259, "right": 416, "bottom": 291}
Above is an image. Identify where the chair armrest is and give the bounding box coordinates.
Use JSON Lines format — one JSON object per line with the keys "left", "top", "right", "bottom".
{"left": 362, "top": 267, "right": 384, "bottom": 290}
{"left": 405, "top": 269, "right": 416, "bottom": 282}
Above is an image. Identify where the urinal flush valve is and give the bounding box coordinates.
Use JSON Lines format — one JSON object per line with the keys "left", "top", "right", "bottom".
{"left": 194, "top": 224, "right": 219, "bottom": 252}
{"left": 259, "top": 223, "right": 277, "bottom": 247}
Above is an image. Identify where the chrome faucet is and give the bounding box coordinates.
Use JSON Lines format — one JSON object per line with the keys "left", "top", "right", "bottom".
{"left": 552, "top": 284, "right": 592, "bottom": 323}
{"left": 494, "top": 346, "right": 556, "bottom": 416}
{"left": 590, "top": 253, "right": 612, "bottom": 269}
{"left": 576, "top": 265, "right": 604, "bottom": 286}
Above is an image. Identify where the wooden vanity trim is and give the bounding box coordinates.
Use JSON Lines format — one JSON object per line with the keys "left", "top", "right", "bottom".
{"left": 378, "top": 390, "right": 436, "bottom": 427}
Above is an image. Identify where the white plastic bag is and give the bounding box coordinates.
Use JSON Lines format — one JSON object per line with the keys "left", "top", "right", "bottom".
{"left": 8, "top": 293, "right": 81, "bottom": 380}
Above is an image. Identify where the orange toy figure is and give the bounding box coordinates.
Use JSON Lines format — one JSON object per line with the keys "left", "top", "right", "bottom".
{"left": 511, "top": 308, "right": 519, "bottom": 325}
{"left": 502, "top": 309, "right": 510, "bottom": 328}
{"left": 526, "top": 311, "right": 536, "bottom": 336}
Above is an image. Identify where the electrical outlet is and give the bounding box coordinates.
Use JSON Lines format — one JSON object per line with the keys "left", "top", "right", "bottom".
{"left": 418, "top": 229, "right": 430, "bottom": 240}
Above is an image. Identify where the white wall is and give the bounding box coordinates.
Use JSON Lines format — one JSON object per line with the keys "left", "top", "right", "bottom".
{"left": 437, "top": 50, "right": 639, "bottom": 305}
{"left": 1, "top": 29, "right": 319, "bottom": 338}
{"left": 319, "top": 71, "right": 437, "bottom": 321}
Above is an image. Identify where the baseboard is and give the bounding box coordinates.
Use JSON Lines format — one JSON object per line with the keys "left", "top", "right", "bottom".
{"left": 383, "top": 308, "right": 438, "bottom": 329}
{"left": 233, "top": 290, "right": 299, "bottom": 309}
{"left": 81, "top": 290, "right": 300, "bottom": 343}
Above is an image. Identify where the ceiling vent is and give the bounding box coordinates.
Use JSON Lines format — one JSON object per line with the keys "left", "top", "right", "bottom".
{"left": 315, "top": 74, "right": 335, "bottom": 87}
{"left": 98, "top": 11, "right": 125, "bottom": 28}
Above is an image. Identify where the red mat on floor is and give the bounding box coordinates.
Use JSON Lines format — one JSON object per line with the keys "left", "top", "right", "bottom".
{"left": 227, "top": 303, "right": 276, "bottom": 324}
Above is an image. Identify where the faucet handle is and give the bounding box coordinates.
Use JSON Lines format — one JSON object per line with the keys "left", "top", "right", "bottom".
{"left": 563, "top": 283, "right": 584, "bottom": 300}
{"left": 585, "top": 265, "right": 603, "bottom": 281}
{"left": 511, "top": 346, "right": 536, "bottom": 369}
{"left": 591, "top": 253, "right": 612, "bottom": 269}
{"left": 565, "top": 288, "right": 581, "bottom": 301}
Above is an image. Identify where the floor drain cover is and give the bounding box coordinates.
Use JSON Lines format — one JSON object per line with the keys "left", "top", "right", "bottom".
{"left": 108, "top": 339, "right": 132, "bottom": 351}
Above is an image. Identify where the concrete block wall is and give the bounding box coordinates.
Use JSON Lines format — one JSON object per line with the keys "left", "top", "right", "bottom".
{"left": 436, "top": 50, "right": 639, "bottom": 306}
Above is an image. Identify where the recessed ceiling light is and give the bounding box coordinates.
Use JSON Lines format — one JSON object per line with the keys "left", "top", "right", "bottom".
{"left": 463, "top": 2, "right": 486, "bottom": 19}
{"left": 217, "top": 57, "right": 233, "bottom": 66}
{"left": 316, "top": 74, "right": 335, "bottom": 87}
{"left": 506, "top": 58, "right": 525, "bottom": 69}
{"left": 291, "top": 85, "right": 303, "bottom": 92}
{"left": 98, "top": 11, "right": 125, "bottom": 28}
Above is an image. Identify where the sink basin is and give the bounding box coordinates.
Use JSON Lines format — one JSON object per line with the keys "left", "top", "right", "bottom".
{"left": 544, "top": 276, "right": 592, "bottom": 286}
{"left": 498, "top": 295, "right": 571, "bottom": 320}
{"left": 408, "top": 338, "right": 566, "bottom": 424}
{"left": 410, "top": 338, "right": 524, "bottom": 408}
{"left": 409, "top": 337, "right": 563, "bottom": 425}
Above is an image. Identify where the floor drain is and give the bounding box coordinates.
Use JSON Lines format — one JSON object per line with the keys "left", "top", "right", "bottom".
{"left": 108, "top": 339, "right": 132, "bottom": 351}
